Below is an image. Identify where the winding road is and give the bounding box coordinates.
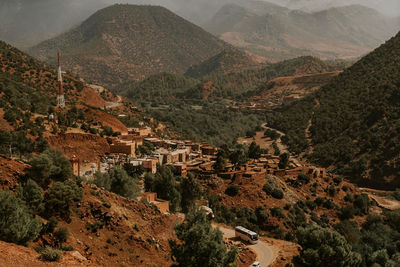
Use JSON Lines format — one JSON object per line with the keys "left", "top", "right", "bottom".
{"left": 214, "top": 224, "right": 276, "bottom": 266}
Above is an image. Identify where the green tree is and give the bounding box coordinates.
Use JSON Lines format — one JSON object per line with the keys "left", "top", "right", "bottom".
{"left": 19, "top": 179, "right": 44, "bottom": 213}
{"left": 153, "top": 166, "right": 181, "bottom": 212}
{"left": 180, "top": 174, "right": 202, "bottom": 213}
{"left": 108, "top": 167, "right": 140, "bottom": 199}
{"left": 294, "top": 225, "right": 362, "bottom": 267}
{"left": 45, "top": 180, "right": 83, "bottom": 219}
{"left": 248, "top": 141, "right": 262, "bottom": 159}
{"left": 27, "top": 149, "right": 73, "bottom": 188}
{"left": 214, "top": 154, "right": 226, "bottom": 173}
{"left": 278, "top": 153, "right": 289, "bottom": 169}
{"left": 0, "top": 190, "right": 42, "bottom": 245}
{"left": 169, "top": 208, "right": 237, "bottom": 267}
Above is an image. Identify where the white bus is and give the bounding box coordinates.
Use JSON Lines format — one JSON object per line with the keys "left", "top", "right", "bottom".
{"left": 235, "top": 226, "right": 258, "bottom": 244}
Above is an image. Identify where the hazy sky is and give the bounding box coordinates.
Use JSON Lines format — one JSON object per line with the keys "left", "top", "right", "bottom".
{"left": 0, "top": 0, "right": 399, "bottom": 48}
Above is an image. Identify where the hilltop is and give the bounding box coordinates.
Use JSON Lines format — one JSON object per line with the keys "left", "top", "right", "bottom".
{"left": 205, "top": 2, "right": 400, "bottom": 60}
{"left": 185, "top": 48, "right": 262, "bottom": 79}
{"left": 267, "top": 31, "right": 400, "bottom": 188}
{"left": 28, "top": 4, "right": 228, "bottom": 87}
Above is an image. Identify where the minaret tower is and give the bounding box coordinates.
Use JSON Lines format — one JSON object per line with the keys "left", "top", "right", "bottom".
{"left": 57, "top": 50, "right": 66, "bottom": 108}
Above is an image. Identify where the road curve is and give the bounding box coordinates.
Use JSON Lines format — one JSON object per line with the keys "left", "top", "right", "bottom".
{"left": 213, "top": 224, "right": 276, "bottom": 266}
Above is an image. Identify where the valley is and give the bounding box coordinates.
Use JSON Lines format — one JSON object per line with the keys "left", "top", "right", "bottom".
{"left": 1, "top": 2, "right": 400, "bottom": 267}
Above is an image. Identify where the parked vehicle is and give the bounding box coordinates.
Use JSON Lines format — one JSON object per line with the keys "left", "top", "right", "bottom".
{"left": 235, "top": 226, "right": 258, "bottom": 244}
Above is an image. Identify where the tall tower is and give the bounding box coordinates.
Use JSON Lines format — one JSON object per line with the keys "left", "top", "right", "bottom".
{"left": 57, "top": 50, "right": 66, "bottom": 109}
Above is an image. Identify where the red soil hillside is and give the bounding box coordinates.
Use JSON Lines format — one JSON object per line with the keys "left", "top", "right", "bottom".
{"left": 56, "top": 183, "right": 179, "bottom": 267}
{"left": 80, "top": 87, "right": 107, "bottom": 108}
{"left": 0, "top": 108, "right": 13, "bottom": 131}
{"left": 0, "top": 240, "right": 96, "bottom": 267}
{"left": 46, "top": 133, "right": 110, "bottom": 162}
{"left": 0, "top": 155, "right": 28, "bottom": 190}
{"left": 85, "top": 108, "right": 128, "bottom": 134}
{"left": 253, "top": 71, "right": 340, "bottom": 105}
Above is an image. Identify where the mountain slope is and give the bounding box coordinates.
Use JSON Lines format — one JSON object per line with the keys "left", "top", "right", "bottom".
{"left": 29, "top": 4, "right": 227, "bottom": 87}
{"left": 287, "top": 0, "right": 400, "bottom": 17}
{"left": 185, "top": 48, "right": 261, "bottom": 79}
{"left": 205, "top": 3, "right": 400, "bottom": 60}
{"left": 267, "top": 31, "right": 400, "bottom": 188}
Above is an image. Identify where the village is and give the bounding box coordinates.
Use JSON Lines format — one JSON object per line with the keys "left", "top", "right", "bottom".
{"left": 69, "top": 124, "right": 327, "bottom": 215}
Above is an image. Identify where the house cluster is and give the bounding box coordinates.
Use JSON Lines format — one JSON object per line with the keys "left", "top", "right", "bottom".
{"left": 217, "top": 154, "right": 326, "bottom": 181}
{"left": 106, "top": 127, "right": 218, "bottom": 177}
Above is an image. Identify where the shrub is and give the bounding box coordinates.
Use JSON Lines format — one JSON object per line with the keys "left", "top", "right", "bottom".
{"left": 263, "top": 183, "right": 273, "bottom": 195}
{"left": 294, "top": 225, "right": 362, "bottom": 267}
{"left": 340, "top": 205, "right": 356, "bottom": 220}
{"left": 19, "top": 179, "right": 44, "bottom": 213}
{"left": 61, "top": 245, "right": 74, "bottom": 251}
{"left": 45, "top": 180, "right": 83, "bottom": 218}
{"left": 271, "top": 189, "right": 284, "bottom": 199}
{"left": 0, "top": 190, "right": 42, "bottom": 245}
{"left": 40, "top": 247, "right": 61, "bottom": 262}
{"left": 54, "top": 227, "right": 69, "bottom": 246}
{"left": 270, "top": 207, "right": 285, "bottom": 219}
{"left": 297, "top": 173, "right": 311, "bottom": 184}
{"left": 27, "top": 149, "right": 73, "bottom": 188}
{"left": 225, "top": 185, "right": 240, "bottom": 197}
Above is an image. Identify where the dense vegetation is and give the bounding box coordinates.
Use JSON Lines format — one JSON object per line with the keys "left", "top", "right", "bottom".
{"left": 268, "top": 31, "right": 400, "bottom": 188}
{"left": 121, "top": 56, "right": 341, "bottom": 146}
{"left": 169, "top": 208, "right": 237, "bottom": 267}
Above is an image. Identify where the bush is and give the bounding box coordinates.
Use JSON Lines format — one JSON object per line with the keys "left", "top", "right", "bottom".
{"left": 54, "top": 227, "right": 69, "bottom": 246}
{"left": 0, "top": 190, "right": 42, "bottom": 245}
{"left": 225, "top": 185, "right": 240, "bottom": 197}
{"left": 40, "top": 247, "right": 61, "bottom": 262}
{"left": 45, "top": 180, "right": 83, "bottom": 218}
{"left": 294, "top": 225, "right": 362, "bottom": 267}
{"left": 270, "top": 207, "right": 285, "bottom": 219}
{"left": 263, "top": 183, "right": 273, "bottom": 195}
{"left": 61, "top": 245, "right": 74, "bottom": 251}
{"left": 271, "top": 189, "right": 284, "bottom": 199}
{"left": 27, "top": 149, "right": 73, "bottom": 188}
{"left": 298, "top": 173, "right": 311, "bottom": 184}
{"left": 19, "top": 179, "right": 44, "bottom": 213}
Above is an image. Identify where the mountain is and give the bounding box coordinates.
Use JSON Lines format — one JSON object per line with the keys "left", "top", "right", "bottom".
{"left": 204, "top": 3, "right": 400, "bottom": 61}
{"left": 28, "top": 4, "right": 228, "bottom": 87}
{"left": 287, "top": 0, "right": 400, "bottom": 17}
{"left": 185, "top": 48, "right": 261, "bottom": 79}
{"left": 267, "top": 31, "right": 400, "bottom": 188}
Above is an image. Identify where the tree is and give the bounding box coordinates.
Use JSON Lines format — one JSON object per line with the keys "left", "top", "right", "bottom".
{"left": 225, "top": 184, "right": 240, "bottom": 197}
{"left": 229, "top": 149, "right": 247, "bottom": 168}
{"left": 248, "top": 141, "right": 262, "bottom": 159}
{"left": 0, "top": 190, "right": 42, "bottom": 245}
{"left": 169, "top": 208, "right": 237, "bottom": 267}
{"left": 108, "top": 167, "right": 140, "bottom": 199}
{"left": 136, "top": 141, "right": 155, "bottom": 156}
{"left": 45, "top": 180, "right": 83, "bottom": 219}
{"left": 153, "top": 166, "right": 181, "bottom": 212}
{"left": 278, "top": 153, "right": 289, "bottom": 169}
{"left": 294, "top": 225, "right": 362, "bottom": 267}
{"left": 27, "top": 149, "right": 73, "bottom": 188}
{"left": 180, "top": 174, "right": 202, "bottom": 213}
{"left": 214, "top": 154, "right": 226, "bottom": 173}
{"left": 19, "top": 179, "right": 44, "bottom": 213}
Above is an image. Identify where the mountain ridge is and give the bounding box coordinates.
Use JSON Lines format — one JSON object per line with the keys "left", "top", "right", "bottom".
{"left": 29, "top": 4, "right": 228, "bottom": 87}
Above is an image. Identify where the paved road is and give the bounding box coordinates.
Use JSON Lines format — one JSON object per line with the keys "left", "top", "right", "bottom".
{"left": 214, "top": 224, "right": 275, "bottom": 266}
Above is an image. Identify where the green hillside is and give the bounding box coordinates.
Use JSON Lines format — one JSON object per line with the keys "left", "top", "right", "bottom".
{"left": 267, "top": 31, "right": 400, "bottom": 188}
{"left": 29, "top": 4, "right": 227, "bottom": 87}
{"left": 185, "top": 48, "right": 260, "bottom": 79}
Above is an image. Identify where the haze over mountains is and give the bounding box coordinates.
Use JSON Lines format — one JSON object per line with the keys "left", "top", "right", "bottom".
{"left": 29, "top": 4, "right": 228, "bottom": 87}
{"left": 205, "top": 2, "right": 400, "bottom": 60}
{"left": 1, "top": 0, "right": 399, "bottom": 50}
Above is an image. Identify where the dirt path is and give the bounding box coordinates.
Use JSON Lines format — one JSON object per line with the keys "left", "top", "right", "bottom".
{"left": 359, "top": 188, "right": 400, "bottom": 210}
{"left": 213, "top": 224, "right": 276, "bottom": 266}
